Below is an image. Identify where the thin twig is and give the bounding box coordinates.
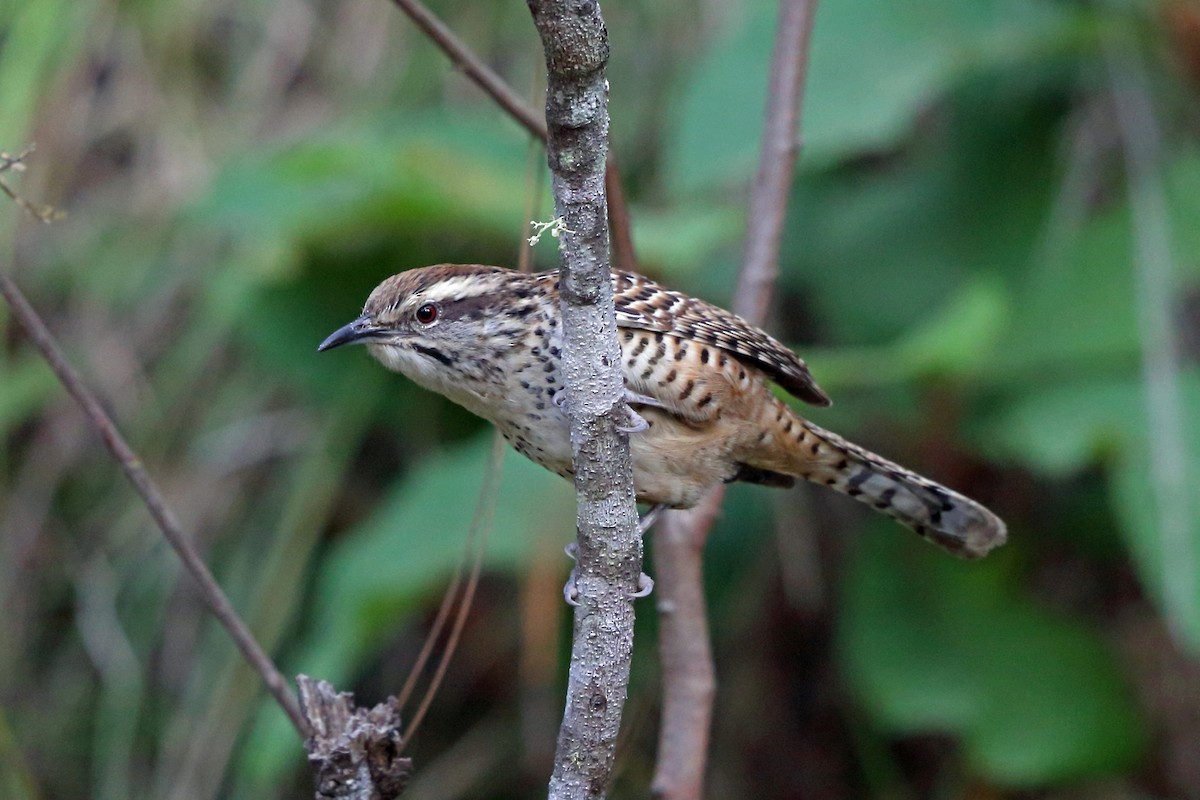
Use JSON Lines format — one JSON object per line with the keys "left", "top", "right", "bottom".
{"left": 652, "top": 2, "right": 819, "bottom": 798}
{"left": 525, "top": 2, "right": 642, "bottom": 798}
{"left": 0, "top": 272, "right": 308, "bottom": 738}
{"left": 387, "top": 0, "right": 546, "bottom": 138}
{"left": 0, "top": 147, "right": 64, "bottom": 223}
{"left": 392, "top": 434, "right": 502, "bottom": 713}
{"left": 400, "top": 431, "right": 505, "bottom": 750}
{"left": 604, "top": 153, "right": 637, "bottom": 271}
{"left": 398, "top": 73, "right": 548, "bottom": 727}
{"left": 394, "top": 545, "right": 466, "bottom": 712}
{"left": 733, "top": 0, "right": 818, "bottom": 323}
{"left": 387, "top": 0, "right": 638, "bottom": 272}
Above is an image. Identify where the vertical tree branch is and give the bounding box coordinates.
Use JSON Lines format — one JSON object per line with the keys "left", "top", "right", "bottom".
{"left": 525, "top": 1, "right": 642, "bottom": 798}
{"left": 652, "top": 2, "right": 819, "bottom": 798}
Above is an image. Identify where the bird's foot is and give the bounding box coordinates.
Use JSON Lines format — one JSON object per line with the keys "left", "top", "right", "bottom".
{"left": 553, "top": 388, "right": 662, "bottom": 434}
{"left": 618, "top": 389, "right": 669, "bottom": 434}
{"left": 563, "top": 543, "right": 580, "bottom": 606}
{"left": 629, "top": 505, "right": 665, "bottom": 597}
{"left": 563, "top": 570, "right": 581, "bottom": 606}
{"left": 616, "top": 405, "right": 648, "bottom": 433}
{"left": 561, "top": 541, "right": 654, "bottom": 603}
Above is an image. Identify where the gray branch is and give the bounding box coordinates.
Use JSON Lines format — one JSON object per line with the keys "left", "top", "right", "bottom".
{"left": 525, "top": 1, "right": 642, "bottom": 798}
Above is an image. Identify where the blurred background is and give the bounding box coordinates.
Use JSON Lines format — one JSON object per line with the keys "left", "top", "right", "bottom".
{"left": 2, "top": 0, "right": 1199, "bottom": 797}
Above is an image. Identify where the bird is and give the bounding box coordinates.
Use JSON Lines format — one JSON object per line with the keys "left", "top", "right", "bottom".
{"left": 319, "top": 264, "right": 1006, "bottom": 559}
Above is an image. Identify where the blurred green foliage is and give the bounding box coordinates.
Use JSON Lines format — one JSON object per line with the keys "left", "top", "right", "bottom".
{"left": 2, "top": 0, "right": 1199, "bottom": 797}
{"left": 842, "top": 532, "right": 1143, "bottom": 785}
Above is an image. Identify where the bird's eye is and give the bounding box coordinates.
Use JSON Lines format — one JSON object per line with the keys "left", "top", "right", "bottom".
{"left": 415, "top": 303, "right": 439, "bottom": 324}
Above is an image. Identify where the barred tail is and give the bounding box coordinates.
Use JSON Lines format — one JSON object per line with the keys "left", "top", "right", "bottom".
{"left": 780, "top": 418, "right": 1007, "bottom": 559}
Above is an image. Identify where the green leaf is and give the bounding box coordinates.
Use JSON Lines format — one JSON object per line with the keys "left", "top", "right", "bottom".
{"left": 0, "top": 356, "right": 57, "bottom": 437}
{"left": 187, "top": 110, "right": 538, "bottom": 251}
{"left": 631, "top": 205, "right": 742, "bottom": 278}
{"left": 973, "top": 379, "right": 1140, "bottom": 476}
{"left": 1001, "top": 150, "right": 1200, "bottom": 374}
{"left": 663, "top": 6, "right": 772, "bottom": 192}
{"left": 1109, "top": 372, "right": 1200, "bottom": 652}
{"left": 299, "top": 437, "right": 573, "bottom": 682}
{"left": 975, "top": 367, "right": 1200, "bottom": 653}
{"left": 803, "top": 276, "right": 1010, "bottom": 391}
{"left": 783, "top": 84, "right": 1061, "bottom": 344}
{"left": 810, "top": 0, "right": 1084, "bottom": 165}
{"left": 664, "top": 0, "right": 1082, "bottom": 192}
{"left": 841, "top": 532, "right": 1144, "bottom": 786}
{"left": 891, "top": 276, "right": 1008, "bottom": 373}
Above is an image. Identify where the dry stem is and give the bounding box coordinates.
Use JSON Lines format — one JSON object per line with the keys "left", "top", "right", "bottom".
{"left": 652, "top": 2, "right": 819, "bottom": 797}
{"left": 386, "top": 0, "right": 636, "bottom": 272}
{"left": 0, "top": 271, "right": 308, "bottom": 737}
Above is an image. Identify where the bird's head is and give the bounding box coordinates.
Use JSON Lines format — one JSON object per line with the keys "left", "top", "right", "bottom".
{"left": 318, "top": 264, "right": 539, "bottom": 387}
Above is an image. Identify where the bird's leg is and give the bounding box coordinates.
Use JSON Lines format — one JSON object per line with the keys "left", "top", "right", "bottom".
{"left": 637, "top": 502, "right": 667, "bottom": 536}
{"left": 554, "top": 380, "right": 668, "bottom": 604}
{"left": 627, "top": 503, "right": 666, "bottom": 599}
{"left": 620, "top": 389, "right": 672, "bottom": 433}
{"left": 552, "top": 388, "right": 667, "bottom": 434}
{"left": 623, "top": 389, "right": 668, "bottom": 409}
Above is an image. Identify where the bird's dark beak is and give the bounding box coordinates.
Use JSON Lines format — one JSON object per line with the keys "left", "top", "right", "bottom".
{"left": 317, "top": 316, "right": 386, "bottom": 352}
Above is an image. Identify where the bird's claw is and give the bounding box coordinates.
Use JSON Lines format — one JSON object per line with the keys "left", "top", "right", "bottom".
{"left": 617, "top": 388, "right": 668, "bottom": 434}
{"left": 616, "top": 405, "right": 649, "bottom": 434}
{"left": 563, "top": 569, "right": 654, "bottom": 604}
{"left": 563, "top": 569, "right": 580, "bottom": 606}
{"left": 562, "top": 501, "right": 664, "bottom": 607}
{"left": 562, "top": 543, "right": 580, "bottom": 605}
{"left": 553, "top": 388, "right": 661, "bottom": 434}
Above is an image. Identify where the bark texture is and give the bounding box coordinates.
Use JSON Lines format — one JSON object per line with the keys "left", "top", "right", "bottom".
{"left": 299, "top": 676, "right": 412, "bottom": 800}
{"left": 526, "top": 2, "right": 643, "bottom": 798}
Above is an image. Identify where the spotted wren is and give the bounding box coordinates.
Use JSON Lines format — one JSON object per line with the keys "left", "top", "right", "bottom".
{"left": 319, "top": 264, "right": 1006, "bottom": 559}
